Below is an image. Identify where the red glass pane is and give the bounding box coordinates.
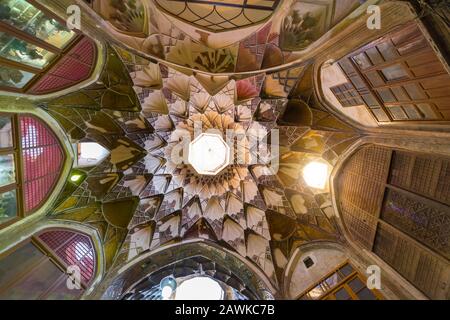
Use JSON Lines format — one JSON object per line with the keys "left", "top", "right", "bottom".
{"left": 20, "top": 116, "right": 64, "bottom": 212}
{"left": 38, "top": 230, "right": 96, "bottom": 284}
{"left": 28, "top": 37, "right": 96, "bottom": 95}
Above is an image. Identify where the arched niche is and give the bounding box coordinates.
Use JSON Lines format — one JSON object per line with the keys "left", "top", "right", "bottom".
{"left": 97, "top": 240, "right": 277, "bottom": 300}
{"left": 0, "top": 224, "right": 102, "bottom": 299}
{"left": 333, "top": 142, "right": 450, "bottom": 300}
{"left": 123, "top": 255, "right": 256, "bottom": 300}
{"left": 283, "top": 241, "right": 347, "bottom": 299}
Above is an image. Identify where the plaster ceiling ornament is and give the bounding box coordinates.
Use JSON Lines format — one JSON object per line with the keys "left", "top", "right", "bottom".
{"left": 154, "top": 0, "right": 281, "bottom": 33}
{"left": 45, "top": 44, "right": 357, "bottom": 289}
{"left": 109, "top": 58, "right": 351, "bottom": 285}
{"left": 88, "top": 0, "right": 364, "bottom": 73}
{"left": 105, "top": 62, "right": 290, "bottom": 284}
{"left": 4, "top": 0, "right": 448, "bottom": 302}
{"left": 163, "top": 110, "right": 253, "bottom": 200}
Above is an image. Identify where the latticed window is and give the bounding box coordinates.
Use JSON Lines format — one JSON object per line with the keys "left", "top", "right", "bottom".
{"left": 298, "top": 262, "right": 382, "bottom": 300}
{"left": 0, "top": 114, "right": 64, "bottom": 229}
{"left": 0, "top": 228, "right": 96, "bottom": 300}
{"left": 155, "top": 0, "right": 280, "bottom": 32}
{"left": 20, "top": 116, "right": 64, "bottom": 212}
{"left": 331, "top": 22, "right": 450, "bottom": 122}
{"left": 337, "top": 144, "right": 450, "bottom": 299}
{"left": 38, "top": 230, "right": 96, "bottom": 285}
{"left": 330, "top": 81, "right": 367, "bottom": 107}
{"left": 0, "top": 0, "right": 96, "bottom": 93}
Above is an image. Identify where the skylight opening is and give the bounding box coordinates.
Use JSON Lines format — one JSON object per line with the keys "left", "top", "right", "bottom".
{"left": 188, "top": 133, "right": 230, "bottom": 176}
{"left": 75, "top": 142, "right": 110, "bottom": 168}
{"left": 174, "top": 276, "right": 224, "bottom": 300}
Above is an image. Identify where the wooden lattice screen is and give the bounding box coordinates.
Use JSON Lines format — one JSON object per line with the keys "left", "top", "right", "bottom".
{"left": 337, "top": 144, "right": 450, "bottom": 299}
{"left": 330, "top": 21, "right": 450, "bottom": 123}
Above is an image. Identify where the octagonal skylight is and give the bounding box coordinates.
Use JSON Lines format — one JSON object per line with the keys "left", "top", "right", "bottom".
{"left": 188, "top": 133, "right": 230, "bottom": 175}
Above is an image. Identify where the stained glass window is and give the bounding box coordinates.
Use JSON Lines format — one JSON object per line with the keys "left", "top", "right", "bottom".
{"left": 20, "top": 116, "right": 64, "bottom": 212}
{"left": 0, "top": 65, "right": 34, "bottom": 88}
{"left": 0, "top": 0, "right": 76, "bottom": 48}
{"left": 0, "top": 229, "right": 97, "bottom": 299}
{"left": 0, "top": 114, "right": 64, "bottom": 229}
{"left": 0, "top": 154, "right": 15, "bottom": 187}
{"left": 38, "top": 230, "right": 96, "bottom": 284}
{"left": 0, "top": 189, "right": 17, "bottom": 224}
{"left": 0, "top": 116, "right": 13, "bottom": 148}
{"left": 0, "top": 32, "right": 55, "bottom": 69}
{"left": 0, "top": 114, "right": 17, "bottom": 225}
{"left": 0, "top": 0, "right": 91, "bottom": 92}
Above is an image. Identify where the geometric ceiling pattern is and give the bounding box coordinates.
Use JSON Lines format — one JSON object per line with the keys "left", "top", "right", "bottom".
{"left": 87, "top": 0, "right": 362, "bottom": 72}
{"left": 42, "top": 39, "right": 360, "bottom": 290}
{"left": 1, "top": 0, "right": 450, "bottom": 303}
{"left": 155, "top": 0, "right": 281, "bottom": 32}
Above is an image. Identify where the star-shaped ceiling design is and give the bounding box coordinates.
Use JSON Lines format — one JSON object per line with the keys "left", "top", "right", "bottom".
{"left": 129, "top": 65, "right": 283, "bottom": 284}
{"left": 44, "top": 44, "right": 360, "bottom": 288}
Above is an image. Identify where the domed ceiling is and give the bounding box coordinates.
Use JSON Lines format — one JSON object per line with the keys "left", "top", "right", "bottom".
{"left": 1, "top": 0, "right": 449, "bottom": 301}
{"left": 42, "top": 38, "right": 360, "bottom": 292}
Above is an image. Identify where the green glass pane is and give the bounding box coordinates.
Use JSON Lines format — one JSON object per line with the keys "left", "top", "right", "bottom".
{"left": 0, "top": 189, "right": 17, "bottom": 223}
{"left": 0, "top": 32, "right": 55, "bottom": 68}
{"left": 0, "top": 154, "right": 15, "bottom": 187}
{"left": 0, "top": 116, "right": 13, "bottom": 148}
{"left": 0, "top": 0, "right": 76, "bottom": 48}
{"left": 0, "top": 65, "right": 34, "bottom": 88}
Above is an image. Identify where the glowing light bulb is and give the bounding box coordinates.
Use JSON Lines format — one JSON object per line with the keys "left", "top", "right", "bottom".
{"left": 70, "top": 174, "right": 82, "bottom": 182}
{"left": 161, "top": 285, "right": 173, "bottom": 300}
{"left": 302, "top": 161, "right": 329, "bottom": 189}
{"left": 160, "top": 276, "right": 177, "bottom": 300}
